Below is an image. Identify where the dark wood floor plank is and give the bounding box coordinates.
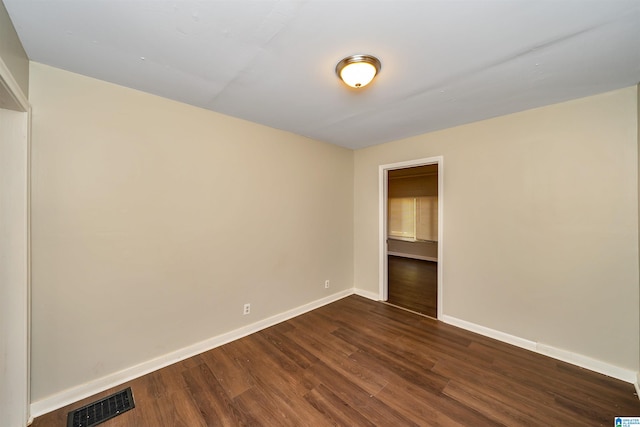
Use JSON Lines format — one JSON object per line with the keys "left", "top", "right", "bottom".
{"left": 199, "top": 346, "right": 256, "bottom": 399}
{"left": 489, "top": 355, "right": 630, "bottom": 412}
{"left": 388, "top": 255, "right": 437, "bottom": 317}
{"left": 284, "top": 328, "right": 390, "bottom": 396}
{"left": 374, "top": 385, "right": 468, "bottom": 427}
{"left": 432, "top": 357, "right": 557, "bottom": 409}
{"left": 442, "top": 380, "right": 543, "bottom": 426}
{"left": 233, "top": 385, "right": 309, "bottom": 427}
{"left": 259, "top": 326, "right": 320, "bottom": 369}
{"left": 226, "top": 332, "right": 315, "bottom": 402}
{"left": 304, "top": 383, "right": 377, "bottom": 427}
{"left": 306, "top": 363, "right": 420, "bottom": 427}
{"left": 31, "top": 295, "right": 640, "bottom": 426}
{"left": 557, "top": 360, "right": 640, "bottom": 396}
{"left": 132, "top": 387, "right": 207, "bottom": 427}
{"left": 332, "top": 328, "right": 447, "bottom": 394}
{"left": 182, "top": 362, "right": 252, "bottom": 426}
{"left": 287, "top": 311, "right": 359, "bottom": 357}
{"left": 437, "top": 361, "right": 582, "bottom": 426}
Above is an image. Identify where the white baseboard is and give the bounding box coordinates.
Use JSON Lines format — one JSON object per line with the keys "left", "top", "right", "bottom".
{"left": 30, "top": 289, "right": 354, "bottom": 418}
{"left": 635, "top": 373, "right": 640, "bottom": 400}
{"left": 535, "top": 343, "right": 637, "bottom": 384}
{"left": 441, "top": 314, "right": 637, "bottom": 384}
{"left": 441, "top": 315, "right": 537, "bottom": 351}
{"left": 353, "top": 288, "right": 380, "bottom": 301}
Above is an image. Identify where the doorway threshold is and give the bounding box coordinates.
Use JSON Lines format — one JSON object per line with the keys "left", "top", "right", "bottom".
{"left": 381, "top": 301, "right": 437, "bottom": 321}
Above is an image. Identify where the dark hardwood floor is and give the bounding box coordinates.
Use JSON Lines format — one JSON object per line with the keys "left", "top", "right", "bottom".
{"left": 33, "top": 295, "right": 640, "bottom": 426}
{"left": 388, "top": 255, "right": 437, "bottom": 317}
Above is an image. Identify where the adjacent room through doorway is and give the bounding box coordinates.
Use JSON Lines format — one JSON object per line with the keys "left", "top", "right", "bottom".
{"left": 386, "top": 164, "right": 439, "bottom": 317}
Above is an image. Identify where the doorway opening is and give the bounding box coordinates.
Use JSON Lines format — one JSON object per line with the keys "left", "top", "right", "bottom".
{"left": 379, "top": 157, "right": 442, "bottom": 319}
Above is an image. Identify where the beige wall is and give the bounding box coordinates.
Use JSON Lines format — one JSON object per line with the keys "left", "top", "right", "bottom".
{"left": 29, "top": 62, "right": 354, "bottom": 402}
{"left": 355, "top": 87, "right": 639, "bottom": 372}
{"left": 0, "top": 1, "right": 28, "bottom": 97}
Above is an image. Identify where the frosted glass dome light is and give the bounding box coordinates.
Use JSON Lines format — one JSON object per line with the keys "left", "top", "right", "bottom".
{"left": 336, "top": 54, "right": 381, "bottom": 88}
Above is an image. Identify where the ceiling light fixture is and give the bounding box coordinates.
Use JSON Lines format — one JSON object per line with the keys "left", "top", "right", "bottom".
{"left": 335, "top": 54, "right": 381, "bottom": 89}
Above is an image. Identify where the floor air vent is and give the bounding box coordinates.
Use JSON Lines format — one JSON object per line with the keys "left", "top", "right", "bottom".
{"left": 67, "top": 387, "right": 135, "bottom": 427}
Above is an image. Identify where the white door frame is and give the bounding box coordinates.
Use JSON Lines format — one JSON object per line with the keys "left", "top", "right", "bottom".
{"left": 0, "top": 56, "right": 31, "bottom": 426}
{"left": 379, "top": 156, "right": 443, "bottom": 319}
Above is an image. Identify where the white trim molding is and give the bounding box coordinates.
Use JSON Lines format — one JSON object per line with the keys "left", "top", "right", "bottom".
{"left": 442, "top": 314, "right": 638, "bottom": 384}
{"left": 30, "top": 289, "right": 354, "bottom": 418}
{"left": 0, "top": 55, "right": 31, "bottom": 426}
{"left": 535, "top": 343, "right": 637, "bottom": 384}
{"left": 441, "top": 315, "right": 537, "bottom": 351}
{"left": 0, "top": 55, "right": 29, "bottom": 112}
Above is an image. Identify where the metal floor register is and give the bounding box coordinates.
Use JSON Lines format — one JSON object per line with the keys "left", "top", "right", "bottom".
{"left": 67, "top": 387, "right": 135, "bottom": 427}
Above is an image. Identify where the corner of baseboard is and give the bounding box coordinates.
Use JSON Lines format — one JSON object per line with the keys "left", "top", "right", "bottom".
{"left": 635, "top": 372, "right": 640, "bottom": 400}
{"left": 353, "top": 288, "right": 380, "bottom": 301}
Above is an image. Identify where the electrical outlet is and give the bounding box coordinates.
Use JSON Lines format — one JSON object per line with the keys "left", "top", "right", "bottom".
{"left": 324, "top": 280, "right": 330, "bottom": 289}
{"left": 243, "top": 303, "right": 250, "bottom": 315}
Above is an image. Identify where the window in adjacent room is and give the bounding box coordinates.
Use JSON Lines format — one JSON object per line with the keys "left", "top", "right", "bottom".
{"left": 388, "top": 196, "right": 438, "bottom": 242}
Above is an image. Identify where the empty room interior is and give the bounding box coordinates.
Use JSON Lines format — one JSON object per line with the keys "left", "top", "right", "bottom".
{"left": 1, "top": 1, "right": 640, "bottom": 426}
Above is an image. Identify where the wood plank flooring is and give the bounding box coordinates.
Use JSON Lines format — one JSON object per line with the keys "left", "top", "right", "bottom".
{"left": 388, "top": 255, "right": 437, "bottom": 317}
{"left": 32, "top": 295, "right": 640, "bottom": 426}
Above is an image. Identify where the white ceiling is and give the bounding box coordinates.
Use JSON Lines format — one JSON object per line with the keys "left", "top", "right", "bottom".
{"left": 4, "top": 0, "right": 640, "bottom": 149}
